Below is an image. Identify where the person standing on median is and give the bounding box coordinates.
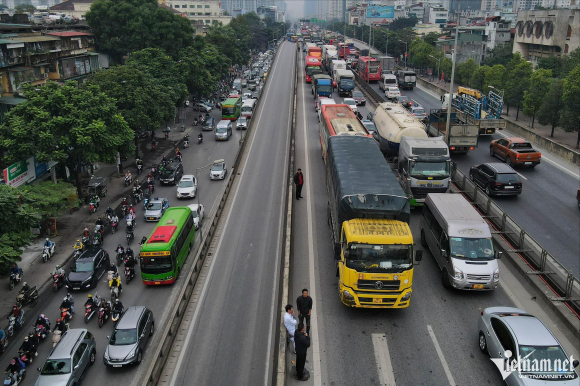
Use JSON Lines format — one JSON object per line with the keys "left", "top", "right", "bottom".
{"left": 294, "top": 168, "right": 304, "bottom": 200}
{"left": 296, "top": 288, "right": 312, "bottom": 334}
{"left": 294, "top": 323, "right": 310, "bottom": 381}
{"left": 284, "top": 304, "right": 297, "bottom": 353}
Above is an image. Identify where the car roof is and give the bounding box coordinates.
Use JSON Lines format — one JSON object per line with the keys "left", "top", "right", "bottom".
{"left": 78, "top": 247, "right": 102, "bottom": 260}
{"left": 502, "top": 315, "right": 558, "bottom": 346}
{"left": 180, "top": 175, "right": 194, "bottom": 181}
{"left": 49, "top": 329, "right": 87, "bottom": 359}
{"left": 149, "top": 198, "right": 166, "bottom": 204}
{"left": 484, "top": 162, "right": 517, "bottom": 174}
{"left": 116, "top": 306, "right": 147, "bottom": 330}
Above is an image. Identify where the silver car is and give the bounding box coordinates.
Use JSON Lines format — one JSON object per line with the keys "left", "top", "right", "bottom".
{"left": 104, "top": 306, "right": 154, "bottom": 367}
{"left": 35, "top": 329, "right": 96, "bottom": 385}
{"left": 143, "top": 198, "right": 169, "bottom": 221}
{"left": 210, "top": 159, "right": 227, "bottom": 180}
{"left": 478, "top": 307, "right": 579, "bottom": 385}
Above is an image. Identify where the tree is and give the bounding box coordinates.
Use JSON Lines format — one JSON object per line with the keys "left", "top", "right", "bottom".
{"left": 537, "top": 79, "right": 564, "bottom": 137}
{"left": 483, "top": 64, "right": 506, "bottom": 94}
{"left": 423, "top": 32, "right": 444, "bottom": 46}
{"left": 482, "top": 41, "right": 514, "bottom": 67}
{"left": 440, "top": 57, "right": 453, "bottom": 81}
{"left": 470, "top": 65, "right": 490, "bottom": 91}
{"left": 15, "top": 4, "right": 35, "bottom": 13}
{"left": 126, "top": 48, "right": 188, "bottom": 106}
{"left": 561, "top": 64, "right": 580, "bottom": 148}
{"left": 206, "top": 24, "right": 249, "bottom": 65}
{"left": 85, "top": 0, "right": 194, "bottom": 62}
{"left": 86, "top": 64, "right": 175, "bottom": 151}
{"left": 505, "top": 61, "right": 533, "bottom": 119}
{"left": 388, "top": 16, "right": 418, "bottom": 31}
{"left": 0, "top": 82, "right": 134, "bottom": 197}
{"left": 537, "top": 56, "right": 564, "bottom": 78}
{"left": 456, "top": 58, "right": 478, "bottom": 86}
{"left": 18, "top": 181, "right": 77, "bottom": 222}
{"left": 523, "top": 69, "right": 552, "bottom": 127}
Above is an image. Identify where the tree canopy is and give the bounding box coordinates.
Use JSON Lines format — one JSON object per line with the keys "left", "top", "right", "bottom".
{"left": 85, "top": 0, "right": 194, "bottom": 62}
{"left": 523, "top": 69, "right": 552, "bottom": 127}
{"left": 482, "top": 42, "right": 514, "bottom": 67}
{"left": 537, "top": 79, "right": 564, "bottom": 138}
{"left": 561, "top": 64, "right": 580, "bottom": 147}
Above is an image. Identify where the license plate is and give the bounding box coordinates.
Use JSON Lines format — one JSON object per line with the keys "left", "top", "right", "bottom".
{"left": 525, "top": 162, "right": 532, "bottom": 165}
{"left": 113, "top": 365, "right": 122, "bottom": 368}
{"left": 473, "top": 284, "right": 484, "bottom": 289}
{"left": 154, "top": 282, "right": 161, "bottom": 285}
{"left": 487, "top": 130, "right": 493, "bottom": 133}
{"left": 73, "top": 287, "right": 80, "bottom": 290}
{"left": 372, "top": 298, "right": 382, "bottom": 303}
{"left": 148, "top": 217, "right": 155, "bottom": 220}
{"left": 504, "top": 186, "right": 514, "bottom": 189}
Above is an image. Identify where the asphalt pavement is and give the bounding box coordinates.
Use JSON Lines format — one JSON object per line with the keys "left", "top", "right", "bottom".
{"left": 2, "top": 103, "right": 245, "bottom": 386}
{"left": 288, "top": 41, "right": 579, "bottom": 386}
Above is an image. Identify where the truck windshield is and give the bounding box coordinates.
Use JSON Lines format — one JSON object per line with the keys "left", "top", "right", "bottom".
{"left": 318, "top": 85, "right": 332, "bottom": 93}
{"left": 347, "top": 244, "right": 412, "bottom": 272}
{"left": 409, "top": 160, "right": 450, "bottom": 178}
{"left": 306, "top": 66, "right": 322, "bottom": 75}
{"left": 449, "top": 237, "right": 494, "bottom": 260}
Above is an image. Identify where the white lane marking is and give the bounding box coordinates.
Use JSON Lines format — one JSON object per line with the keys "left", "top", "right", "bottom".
{"left": 169, "top": 42, "right": 288, "bottom": 386}
{"left": 499, "top": 278, "right": 525, "bottom": 310}
{"left": 427, "top": 325, "right": 456, "bottom": 386}
{"left": 300, "top": 50, "right": 322, "bottom": 386}
{"left": 263, "top": 44, "right": 294, "bottom": 386}
{"left": 516, "top": 172, "right": 528, "bottom": 181}
{"left": 371, "top": 334, "right": 397, "bottom": 386}
{"left": 416, "top": 83, "right": 580, "bottom": 179}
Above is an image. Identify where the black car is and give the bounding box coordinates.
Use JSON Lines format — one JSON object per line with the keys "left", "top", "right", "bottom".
{"left": 202, "top": 116, "right": 215, "bottom": 131}
{"left": 65, "top": 247, "right": 110, "bottom": 290}
{"left": 469, "top": 163, "right": 522, "bottom": 196}
{"left": 352, "top": 90, "right": 366, "bottom": 106}
{"left": 394, "top": 95, "right": 412, "bottom": 109}
{"left": 160, "top": 162, "right": 184, "bottom": 185}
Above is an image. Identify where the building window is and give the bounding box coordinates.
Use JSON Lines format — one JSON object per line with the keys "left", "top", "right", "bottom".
{"left": 205, "top": 20, "right": 211, "bottom": 24}
{"left": 197, "top": 4, "right": 202, "bottom": 8}
{"left": 190, "top": 4, "right": 194, "bottom": 8}
{"left": 565, "top": 44, "right": 569, "bottom": 53}
{"left": 174, "top": 4, "right": 179, "bottom": 8}
{"left": 205, "top": 4, "right": 210, "bottom": 7}
{"left": 545, "top": 21, "right": 554, "bottom": 39}
{"left": 534, "top": 21, "right": 543, "bottom": 39}
{"left": 517, "top": 21, "right": 524, "bottom": 37}
{"left": 567, "top": 25, "right": 572, "bottom": 37}
{"left": 525, "top": 21, "right": 533, "bottom": 38}
{"left": 205, "top": 12, "right": 210, "bottom": 15}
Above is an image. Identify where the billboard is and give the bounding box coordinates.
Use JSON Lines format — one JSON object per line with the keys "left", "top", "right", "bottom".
{"left": 366, "top": 5, "right": 394, "bottom": 19}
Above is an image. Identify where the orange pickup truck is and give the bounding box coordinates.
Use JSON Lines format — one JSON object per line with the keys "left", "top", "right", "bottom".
{"left": 490, "top": 137, "right": 541, "bottom": 168}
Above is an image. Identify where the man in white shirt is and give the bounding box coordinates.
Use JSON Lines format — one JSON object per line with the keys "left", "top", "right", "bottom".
{"left": 284, "top": 304, "right": 297, "bottom": 353}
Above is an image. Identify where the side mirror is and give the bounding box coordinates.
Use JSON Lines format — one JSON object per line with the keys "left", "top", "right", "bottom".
{"left": 496, "top": 251, "right": 503, "bottom": 259}
{"left": 440, "top": 249, "right": 448, "bottom": 258}
{"left": 415, "top": 250, "right": 423, "bottom": 262}
{"left": 37, "top": 367, "right": 41, "bottom": 372}
{"left": 106, "top": 335, "right": 110, "bottom": 340}
{"left": 74, "top": 365, "right": 80, "bottom": 370}
{"left": 140, "top": 333, "right": 145, "bottom": 339}
{"left": 573, "top": 359, "right": 579, "bottom": 368}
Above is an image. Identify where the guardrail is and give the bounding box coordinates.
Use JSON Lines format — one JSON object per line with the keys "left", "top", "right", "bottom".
{"left": 353, "top": 70, "right": 385, "bottom": 106}
{"left": 451, "top": 168, "right": 580, "bottom": 323}
{"left": 142, "top": 42, "right": 285, "bottom": 386}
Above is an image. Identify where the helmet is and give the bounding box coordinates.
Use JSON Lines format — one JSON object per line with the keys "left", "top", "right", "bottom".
{"left": 63, "top": 296, "right": 68, "bottom": 301}
{"left": 76, "top": 239, "right": 80, "bottom": 243}
{"left": 46, "top": 238, "right": 49, "bottom": 241}
{"left": 10, "top": 359, "right": 15, "bottom": 364}
{"left": 56, "top": 318, "right": 61, "bottom": 323}
{"left": 24, "top": 337, "right": 28, "bottom": 342}
{"left": 66, "top": 293, "right": 71, "bottom": 297}
{"left": 115, "top": 299, "right": 119, "bottom": 304}
{"left": 84, "top": 227, "right": 88, "bottom": 231}
{"left": 40, "top": 314, "right": 45, "bottom": 318}
{"left": 87, "top": 294, "right": 92, "bottom": 298}
{"left": 123, "top": 197, "right": 127, "bottom": 201}
{"left": 56, "top": 265, "right": 60, "bottom": 270}
{"left": 107, "top": 206, "right": 111, "bottom": 210}
{"left": 23, "top": 282, "right": 27, "bottom": 286}
{"left": 127, "top": 247, "right": 132, "bottom": 252}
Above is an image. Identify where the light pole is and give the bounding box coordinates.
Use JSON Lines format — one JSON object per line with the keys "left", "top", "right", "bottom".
{"left": 429, "top": 54, "right": 441, "bottom": 83}
{"left": 385, "top": 32, "right": 389, "bottom": 56}
{"left": 399, "top": 40, "right": 408, "bottom": 68}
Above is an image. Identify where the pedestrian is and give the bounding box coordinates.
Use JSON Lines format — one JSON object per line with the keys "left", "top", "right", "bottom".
{"left": 296, "top": 288, "right": 312, "bottom": 334}
{"left": 293, "top": 168, "right": 304, "bottom": 200}
{"left": 294, "top": 323, "right": 310, "bottom": 381}
{"left": 284, "top": 304, "right": 297, "bottom": 353}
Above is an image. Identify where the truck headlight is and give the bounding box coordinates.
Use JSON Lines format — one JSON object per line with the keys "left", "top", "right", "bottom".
{"left": 342, "top": 290, "right": 354, "bottom": 301}
{"left": 401, "top": 291, "right": 412, "bottom": 301}
{"left": 493, "top": 269, "right": 500, "bottom": 282}
{"left": 454, "top": 267, "right": 464, "bottom": 280}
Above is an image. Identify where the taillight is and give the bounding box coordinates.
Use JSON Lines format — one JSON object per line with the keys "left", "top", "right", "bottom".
{"left": 450, "top": 146, "right": 456, "bottom": 150}
{"left": 494, "top": 183, "right": 502, "bottom": 186}
{"left": 481, "top": 311, "right": 484, "bottom": 315}
{"left": 516, "top": 154, "right": 520, "bottom": 158}
{"left": 470, "top": 147, "right": 475, "bottom": 150}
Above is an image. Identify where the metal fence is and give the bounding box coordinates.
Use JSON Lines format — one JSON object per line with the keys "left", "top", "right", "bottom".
{"left": 452, "top": 168, "right": 580, "bottom": 314}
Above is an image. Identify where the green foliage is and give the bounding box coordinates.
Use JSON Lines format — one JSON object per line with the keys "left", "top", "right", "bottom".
{"left": 388, "top": 16, "right": 418, "bottom": 31}
{"left": 440, "top": 57, "right": 453, "bottom": 80}
{"left": 409, "top": 39, "right": 434, "bottom": 68}
{"left": 0, "top": 82, "right": 133, "bottom": 196}
{"left": 126, "top": 48, "right": 188, "bottom": 106}
{"left": 505, "top": 61, "right": 533, "bottom": 116}
{"left": 86, "top": 64, "right": 175, "bottom": 135}
{"left": 523, "top": 69, "right": 552, "bottom": 126}
{"left": 483, "top": 64, "right": 507, "bottom": 94}
{"left": 205, "top": 24, "right": 249, "bottom": 66}
{"left": 423, "top": 32, "right": 445, "bottom": 46}
{"left": 85, "top": 0, "right": 194, "bottom": 62}
{"left": 15, "top": 4, "right": 35, "bottom": 13}
{"left": 456, "top": 59, "right": 478, "bottom": 86}
{"left": 18, "top": 180, "right": 77, "bottom": 219}
{"left": 482, "top": 41, "right": 514, "bottom": 67}
{"left": 561, "top": 64, "right": 580, "bottom": 147}
{"left": 537, "top": 57, "right": 564, "bottom": 78}
{"left": 178, "top": 40, "right": 231, "bottom": 98}
{"left": 470, "top": 65, "right": 490, "bottom": 91}
{"left": 537, "top": 79, "right": 564, "bottom": 137}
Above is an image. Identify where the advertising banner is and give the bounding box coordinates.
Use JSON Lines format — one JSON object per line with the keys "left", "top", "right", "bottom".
{"left": 366, "top": 5, "right": 394, "bottom": 18}
{"left": 3, "top": 159, "right": 30, "bottom": 187}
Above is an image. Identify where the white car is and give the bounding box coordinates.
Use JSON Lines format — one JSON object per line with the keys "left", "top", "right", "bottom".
{"left": 343, "top": 98, "right": 357, "bottom": 113}
{"left": 210, "top": 159, "right": 227, "bottom": 180}
{"left": 236, "top": 116, "right": 248, "bottom": 130}
{"left": 187, "top": 204, "right": 205, "bottom": 229}
{"left": 386, "top": 87, "right": 401, "bottom": 100}
{"left": 176, "top": 175, "right": 197, "bottom": 199}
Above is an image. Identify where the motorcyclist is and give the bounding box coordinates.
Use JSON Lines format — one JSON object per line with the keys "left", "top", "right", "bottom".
{"left": 90, "top": 194, "right": 100, "bottom": 207}
{"left": 136, "top": 158, "right": 144, "bottom": 171}
{"left": 28, "top": 331, "right": 39, "bottom": 350}
{"left": 0, "top": 328, "right": 5, "bottom": 344}
{"left": 116, "top": 244, "right": 124, "bottom": 257}
{"left": 112, "top": 299, "right": 124, "bottom": 315}
{"left": 109, "top": 262, "right": 118, "bottom": 276}
{"left": 85, "top": 294, "right": 96, "bottom": 307}
{"left": 19, "top": 282, "right": 30, "bottom": 295}
{"left": 105, "top": 206, "right": 115, "bottom": 219}
{"left": 161, "top": 155, "right": 168, "bottom": 166}
{"left": 10, "top": 264, "right": 22, "bottom": 281}
{"left": 35, "top": 314, "right": 50, "bottom": 331}
{"left": 121, "top": 197, "right": 129, "bottom": 208}
{"left": 109, "top": 274, "right": 122, "bottom": 293}
{"left": 147, "top": 172, "right": 154, "bottom": 180}
{"left": 128, "top": 205, "right": 136, "bottom": 216}
{"left": 125, "top": 253, "right": 136, "bottom": 279}
{"left": 184, "top": 134, "right": 190, "bottom": 145}
{"left": 53, "top": 318, "right": 67, "bottom": 333}
{"left": 43, "top": 237, "right": 54, "bottom": 250}
{"left": 53, "top": 265, "right": 65, "bottom": 277}
{"left": 198, "top": 132, "right": 203, "bottom": 141}
{"left": 82, "top": 227, "right": 90, "bottom": 239}
{"left": 9, "top": 304, "right": 23, "bottom": 327}
{"left": 4, "top": 358, "right": 24, "bottom": 383}
{"left": 125, "top": 247, "right": 134, "bottom": 260}
{"left": 139, "top": 236, "right": 147, "bottom": 246}
{"left": 73, "top": 239, "right": 84, "bottom": 252}
{"left": 98, "top": 297, "right": 111, "bottom": 317}
{"left": 125, "top": 171, "right": 132, "bottom": 183}
{"left": 110, "top": 213, "right": 119, "bottom": 227}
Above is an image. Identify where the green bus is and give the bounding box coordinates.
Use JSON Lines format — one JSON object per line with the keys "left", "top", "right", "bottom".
{"left": 222, "top": 97, "right": 242, "bottom": 120}
{"left": 140, "top": 207, "right": 195, "bottom": 285}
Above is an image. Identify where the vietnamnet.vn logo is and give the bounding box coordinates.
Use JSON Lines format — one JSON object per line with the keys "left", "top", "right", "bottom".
{"left": 491, "top": 350, "right": 578, "bottom": 380}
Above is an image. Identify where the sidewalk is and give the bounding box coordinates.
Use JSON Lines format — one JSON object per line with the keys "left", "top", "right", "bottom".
{"left": 418, "top": 73, "right": 580, "bottom": 151}
{"left": 0, "top": 114, "right": 196, "bottom": 320}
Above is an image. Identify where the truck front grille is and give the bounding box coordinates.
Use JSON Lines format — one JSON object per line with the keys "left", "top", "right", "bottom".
{"left": 357, "top": 280, "right": 400, "bottom": 290}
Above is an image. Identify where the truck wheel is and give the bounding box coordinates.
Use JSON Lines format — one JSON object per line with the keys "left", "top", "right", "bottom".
{"left": 441, "top": 269, "right": 451, "bottom": 289}
{"left": 420, "top": 230, "right": 427, "bottom": 248}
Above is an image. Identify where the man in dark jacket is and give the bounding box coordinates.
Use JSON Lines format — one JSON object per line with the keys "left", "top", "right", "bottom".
{"left": 293, "top": 169, "right": 304, "bottom": 200}
{"left": 296, "top": 288, "right": 312, "bottom": 334}
{"left": 294, "top": 323, "right": 310, "bottom": 381}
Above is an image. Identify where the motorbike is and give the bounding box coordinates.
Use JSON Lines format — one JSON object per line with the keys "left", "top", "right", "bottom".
{"left": 9, "top": 271, "right": 23, "bottom": 291}
{"left": 35, "top": 324, "right": 49, "bottom": 340}
{"left": 110, "top": 219, "right": 118, "bottom": 234}
{"left": 126, "top": 230, "right": 134, "bottom": 244}
{"left": 175, "top": 153, "right": 182, "bottom": 162}
{"left": 42, "top": 243, "right": 55, "bottom": 262}
{"left": 81, "top": 235, "right": 90, "bottom": 246}
{"left": 92, "top": 234, "right": 102, "bottom": 246}
{"left": 124, "top": 266, "right": 134, "bottom": 283}
{"left": 53, "top": 274, "right": 65, "bottom": 292}
{"left": 198, "top": 135, "right": 203, "bottom": 144}
{"left": 84, "top": 298, "right": 99, "bottom": 323}
{"left": 126, "top": 216, "right": 135, "bottom": 229}
{"left": 3, "top": 368, "right": 26, "bottom": 385}
{"left": 133, "top": 189, "right": 143, "bottom": 204}
{"left": 137, "top": 163, "right": 143, "bottom": 175}
{"left": 0, "top": 336, "right": 7, "bottom": 355}
{"left": 124, "top": 175, "right": 132, "bottom": 187}
{"left": 143, "top": 193, "right": 150, "bottom": 210}
{"left": 88, "top": 198, "right": 99, "bottom": 214}
{"left": 59, "top": 307, "right": 72, "bottom": 323}
{"left": 110, "top": 286, "right": 120, "bottom": 302}
{"left": 111, "top": 309, "right": 122, "bottom": 324}
{"left": 184, "top": 138, "right": 190, "bottom": 148}
{"left": 148, "top": 184, "right": 155, "bottom": 194}
{"left": 7, "top": 311, "right": 24, "bottom": 337}
{"left": 16, "top": 286, "right": 38, "bottom": 306}
{"left": 151, "top": 142, "right": 157, "bottom": 152}
{"left": 98, "top": 303, "right": 111, "bottom": 328}
{"left": 116, "top": 250, "right": 124, "bottom": 266}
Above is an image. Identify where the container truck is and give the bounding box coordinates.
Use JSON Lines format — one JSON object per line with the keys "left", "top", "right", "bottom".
{"left": 311, "top": 74, "right": 333, "bottom": 98}
{"left": 373, "top": 102, "right": 428, "bottom": 157}
{"left": 326, "top": 135, "right": 422, "bottom": 308}
{"left": 427, "top": 109, "right": 479, "bottom": 154}
{"left": 376, "top": 55, "right": 395, "bottom": 74}
{"left": 335, "top": 69, "right": 355, "bottom": 97}
{"left": 397, "top": 70, "right": 416, "bottom": 90}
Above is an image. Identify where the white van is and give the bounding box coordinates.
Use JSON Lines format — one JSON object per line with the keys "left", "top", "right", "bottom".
{"left": 233, "top": 78, "right": 242, "bottom": 91}
{"left": 420, "top": 193, "right": 501, "bottom": 291}
{"left": 241, "top": 99, "right": 256, "bottom": 119}
{"left": 379, "top": 73, "right": 398, "bottom": 91}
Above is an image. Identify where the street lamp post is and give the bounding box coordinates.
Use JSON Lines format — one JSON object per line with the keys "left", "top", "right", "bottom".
{"left": 399, "top": 40, "right": 408, "bottom": 68}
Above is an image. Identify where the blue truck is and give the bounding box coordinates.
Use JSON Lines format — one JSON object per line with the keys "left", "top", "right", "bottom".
{"left": 335, "top": 69, "right": 355, "bottom": 97}
{"left": 312, "top": 74, "right": 333, "bottom": 98}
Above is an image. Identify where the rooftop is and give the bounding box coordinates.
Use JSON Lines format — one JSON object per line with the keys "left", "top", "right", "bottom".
{"left": 46, "top": 31, "right": 92, "bottom": 37}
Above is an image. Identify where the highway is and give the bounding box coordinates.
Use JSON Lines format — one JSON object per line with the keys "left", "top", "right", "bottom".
{"left": 288, "top": 42, "right": 580, "bottom": 386}
{"left": 6, "top": 82, "right": 250, "bottom": 385}
{"left": 352, "top": 41, "right": 580, "bottom": 277}
{"left": 165, "top": 41, "right": 294, "bottom": 385}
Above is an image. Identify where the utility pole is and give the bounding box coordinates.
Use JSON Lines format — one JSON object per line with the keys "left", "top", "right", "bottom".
{"left": 444, "top": 14, "right": 461, "bottom": 145}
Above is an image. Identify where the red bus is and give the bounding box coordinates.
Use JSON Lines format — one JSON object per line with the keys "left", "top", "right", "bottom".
{"left": 305, "top": 56, "right": 322, "bottom": 83}
{"left": 357, "top": 56, "right": 381, "bottom": 82}
{"left": 319, "top": 104, "right": 371, "bottom": 161}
